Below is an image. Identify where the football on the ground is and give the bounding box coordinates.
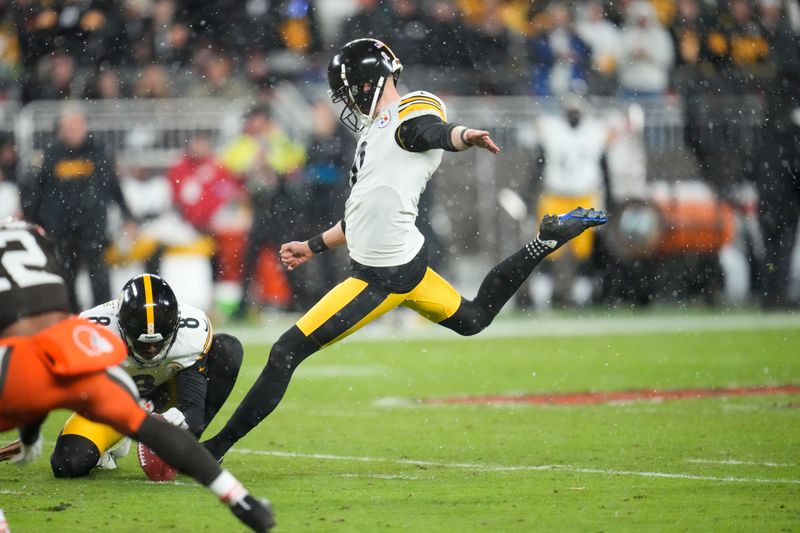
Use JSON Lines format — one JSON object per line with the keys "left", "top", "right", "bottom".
{"left": 137, "top": 441, "right": 178, "bottom": 482}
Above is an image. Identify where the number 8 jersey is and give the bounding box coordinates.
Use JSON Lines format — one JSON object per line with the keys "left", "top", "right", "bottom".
{"left": 81, "top": 299, "right": 213, "bottom": 396}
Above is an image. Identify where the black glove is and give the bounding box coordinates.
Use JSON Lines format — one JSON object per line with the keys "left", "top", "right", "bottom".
{"left": 230, "top": 494, "right": 276, "bottom": 532}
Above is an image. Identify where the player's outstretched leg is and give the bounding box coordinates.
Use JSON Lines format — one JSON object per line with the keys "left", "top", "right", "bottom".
{"left": 203, "top": 326, "right": 320, "bottom": 461}
{"left": 439, "top": 207, "right": 607, "bottom": 335}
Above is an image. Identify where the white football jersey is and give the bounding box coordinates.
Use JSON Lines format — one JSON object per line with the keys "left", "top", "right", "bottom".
{"left": 344, "top": 91, "right": 446, "bottom": 267}
{"left": 536, "top": 114, "right": 608, "bottom": 197}
{"left": 81, "top": 300, "right": 213, "bottom": 395}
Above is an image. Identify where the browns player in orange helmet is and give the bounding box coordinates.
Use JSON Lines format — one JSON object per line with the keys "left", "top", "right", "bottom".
{"left": 0, "top": 220, "right": 274, "bottom": 532}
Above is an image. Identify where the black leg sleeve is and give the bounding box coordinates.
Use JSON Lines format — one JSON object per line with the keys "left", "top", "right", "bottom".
{"left": 132, "top": 415, "right": 221, "bottom": 486}
{"left": 50, "top": 434, "right": 100, "bottom": 478}
{"left": 203, "top": 326, "right": 319, "bottom": 460}
{"left": 439, "top": 241, "right": 549, "bottom": 336}
{"left": 203, "top": 334, "right": 244, "bottom": 431}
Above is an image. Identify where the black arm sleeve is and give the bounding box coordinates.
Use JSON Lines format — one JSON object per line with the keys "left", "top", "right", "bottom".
{"left": 395, "top": 115, "right": 460, "bottom": 153}
{"left": 176, "top": 358, "right": 209, "bottom": 436}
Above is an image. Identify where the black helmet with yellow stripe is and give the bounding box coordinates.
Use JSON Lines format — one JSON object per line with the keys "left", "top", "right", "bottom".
{"left": 328, "top": 38, "right": 403, "bottom": 132}
{"left": 117, "top": 274, "right": 179, "bottom": 367}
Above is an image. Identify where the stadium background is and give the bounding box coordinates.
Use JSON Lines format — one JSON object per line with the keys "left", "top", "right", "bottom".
{"left": 0, "top": 0, "right": 798, "bottom": 315}
{"left": 1, "top": 2, "right": 799, "bottom": 532}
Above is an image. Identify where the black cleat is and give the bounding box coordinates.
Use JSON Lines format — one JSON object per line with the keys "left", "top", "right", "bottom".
{"left": 537, "top": 207, "right": 607, "bottom": 250}
{"left": 230, "top": 494, "right": 276, "bottom": 532}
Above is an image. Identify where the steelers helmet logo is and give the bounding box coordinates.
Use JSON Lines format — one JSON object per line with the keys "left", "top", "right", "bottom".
{"left": 377, "top": 110, "right": 391, "bottom": 128}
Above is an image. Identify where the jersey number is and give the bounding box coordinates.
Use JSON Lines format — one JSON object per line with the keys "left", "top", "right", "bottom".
{"left": 350, "top": 141, "right": 367, "bottom": 186}
{"left": 0, "top": 230, "right": 63, "bottom": 292}
{"left": 131, "top": 374, "right": 156, "bottom": 394}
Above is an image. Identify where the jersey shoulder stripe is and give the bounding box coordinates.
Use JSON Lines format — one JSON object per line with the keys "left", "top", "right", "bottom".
{"left": 398, "top": 91, "right": 446, "bottom": 122}
{"left": 201, "top": 318, "right": 213, "bottom": 355}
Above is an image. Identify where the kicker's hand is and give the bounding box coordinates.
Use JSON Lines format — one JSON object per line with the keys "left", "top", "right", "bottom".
{"left": 464, "top": 129, "right": 500, "bottom": 154}
{"left": 280, "top": 241, "right": 313, "bottom": 271}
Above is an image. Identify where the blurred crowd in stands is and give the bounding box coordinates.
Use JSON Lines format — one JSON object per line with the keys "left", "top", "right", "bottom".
{"left": 0, "top": 0, "right": 798, "bottom": 102}
{"left": 0, "top": 0, "right": 798, "bottom": 314}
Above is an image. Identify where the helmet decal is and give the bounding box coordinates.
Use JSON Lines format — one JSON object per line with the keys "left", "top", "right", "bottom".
{"left": 142, "top": 273, "right": 155, "bottom": 335}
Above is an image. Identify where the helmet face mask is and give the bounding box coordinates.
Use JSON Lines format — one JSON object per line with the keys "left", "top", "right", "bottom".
{"left": 117, "top": 274, "right": 180, "bottom": 367}
{"left": 327, "top": 39, "right": 402, "bottom": 133}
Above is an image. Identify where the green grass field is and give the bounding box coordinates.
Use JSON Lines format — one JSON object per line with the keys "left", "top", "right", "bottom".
{"left": 2, "top": 312, "right": 799, "bottom": 532}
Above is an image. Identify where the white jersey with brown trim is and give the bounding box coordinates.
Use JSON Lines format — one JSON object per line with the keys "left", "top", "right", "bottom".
{"left": 343, "top": 90, "right": 446, "bottom": 268}
{"left": 80, "top": 300, "right": 213, "bottom": 396}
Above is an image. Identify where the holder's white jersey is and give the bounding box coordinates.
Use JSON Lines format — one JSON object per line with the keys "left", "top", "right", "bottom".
{"left": 81, "top": 300, "right": 213, "bottom": 395}
{"left": 344, "top": 91, "right": 447, "bottom": 267}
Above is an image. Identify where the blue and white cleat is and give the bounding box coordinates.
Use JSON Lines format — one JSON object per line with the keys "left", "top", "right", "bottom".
{"left": 537, "top": 207, "right": 607, "bottom": 250}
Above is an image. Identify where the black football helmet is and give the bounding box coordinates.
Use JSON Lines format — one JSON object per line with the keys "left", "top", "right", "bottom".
{"left": 117, "top": 274, "right": 180, "bottom": 367}
{"left": 327, "top": 38, "right": 403, "bottom": 132}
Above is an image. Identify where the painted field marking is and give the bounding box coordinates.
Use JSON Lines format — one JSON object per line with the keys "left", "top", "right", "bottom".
{"left": 376, "top": 384, "right": 800, "bottom": 408}
{"left": 685, "top": 458, "right": 797, "bottom": 468}
{"left": 340, "top": 473, "right": 422, "bottom": 481}
{"left": 229, "top": 448, "right": 800, "bottom": 485}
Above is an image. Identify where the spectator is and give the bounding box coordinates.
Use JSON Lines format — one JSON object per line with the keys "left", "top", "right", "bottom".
{"left": 189, "top": 50, "right": 254, "bottom": 101}
{"left": 0, "top": 132, "right": 17, "bottom": 183}
{"left": 167, "top": 131, "right": 245, "bottom": 235}
{"left": 85, "top": 66, "right": 126, "bottom": 100}
{"left": 705, "top": 0, "right": 771, "bottom": 92}
{"left": 669, "top": 0, "right": 712, "bottom": 92}
{"left": 528, "top": 2, "right": 591, "bottom": 96}
{"left": 0, "top": 6, "right": 19, "bottom": 83}
{"left": 341, "top": 0, "right": 393, "bottom": 43}
{"left": 463, "top": 0, "right": 511, "bottom": 94}
{"left": 576, "top": 1, "right": 621, "bottom": 94}
{"left": 617, "top": 1, "right": 675, "bottom": 97}
{"left": 21, "top": 104, "right": 137, "bottom": 311}
{"left": 382, "top": 0, "right": 431, "bottom": 63}
{"left": 219, "top": 105, "right": 305, "bottom": 317}
{"left": 531, "top": 97, "right": 612, "bottom": 307}
{"left": 23, "top": 50, "right": 80, "bottom": 103}
{"left": 276, "top": 0, "right": 323, "bottom": 55}
{"left": 134, "top": 63, "right": 172, "bottom": 98}
{"left": 423, "top": 0, "right": 475, "bottom": 68}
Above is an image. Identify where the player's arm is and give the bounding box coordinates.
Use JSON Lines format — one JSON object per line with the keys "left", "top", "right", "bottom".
{"left": 174, "top": 357, "right": 209, "bottom": 436}
{"left": 395, "top": 92, "right": 500, "bottom": 154}
{"left": 396, "top": 115, "right": 500, "bottom": 154}
{"left": 280, "top": 219, "right": 346, "bottom": 271}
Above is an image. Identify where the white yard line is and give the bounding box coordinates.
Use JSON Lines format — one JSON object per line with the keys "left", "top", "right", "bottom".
{"left": 229, "top": 448, "right": 800, "bottom": 485}
{"left": 340, "top": 473, "right": 422, "bottom": 481}
{"left": 226, "top": 312, "right": 800, "bottom": 344}
{"left": 685, "top": 458, "right": 796, "bottom": 468}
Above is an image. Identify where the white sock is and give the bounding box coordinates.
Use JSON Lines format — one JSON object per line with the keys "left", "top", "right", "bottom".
{"left": 208, "top": 470, "right": 248, "bottom": 506}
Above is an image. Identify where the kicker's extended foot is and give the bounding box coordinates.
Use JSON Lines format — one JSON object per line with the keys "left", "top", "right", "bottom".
{"left": 537, "top": 207, "right": 607, "bottom": 250}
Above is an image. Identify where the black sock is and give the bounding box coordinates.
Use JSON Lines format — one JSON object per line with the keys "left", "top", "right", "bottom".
{"left": 204, "top": 327, "right": 319, "bottom": 459}
{"left": 473, "top": 239, "right": 552, "bottom": 317}
{"left": 204, "top": 370, "right": 292, "bottom": 459}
